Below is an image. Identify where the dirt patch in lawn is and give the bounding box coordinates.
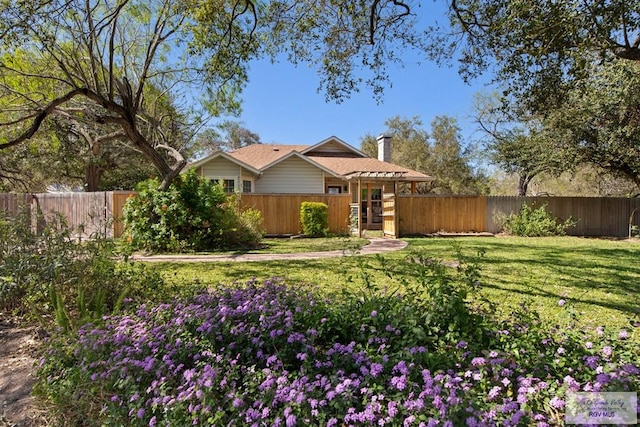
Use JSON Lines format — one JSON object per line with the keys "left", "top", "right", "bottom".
{"left": 0, "top": 316, "right": 47, "bottom": 427}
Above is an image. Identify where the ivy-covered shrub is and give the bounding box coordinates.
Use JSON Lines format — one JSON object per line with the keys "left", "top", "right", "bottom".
{"left": 300, "top": 201, "right": 329, "bottom": 236}
{"left": 122, "top": 169, "right": 263, "bottom": 252}
{"left": 0, "top": 208, "right": 167, "bottom": 331}
{"left": 502, "top": 203, "right": 577, "bottom": 236}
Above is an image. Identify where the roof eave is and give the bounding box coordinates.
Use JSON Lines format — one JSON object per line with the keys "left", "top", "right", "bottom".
{"left": 185, "top": 151, "right": 262, "bottom": 176}
{"left": 261, "top": 151, "right": 341, "bottom": 177}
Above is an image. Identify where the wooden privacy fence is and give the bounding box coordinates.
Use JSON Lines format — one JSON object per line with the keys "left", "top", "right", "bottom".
{"left": 485, "top": 196, "right": 640, "bottom": 237}
{"left": 0, "top": 192, "right": 352, "bottom": 238}
{"left": 237, "top": 193, "right": 352, "bottom": 235}
{"left": 2, "top": 193, "right": 639, "bottom": 238}
{"left": 397, "top": 196, "right": 487, "bottom": 235}
{"left": 0, "top": 191, "right": 135, "bottom": 239}
{"left": 0, "top": 193, "right": 31, "bottom": 214}
{"left": 397, "top": 195, "right": 640, "bottom": 237}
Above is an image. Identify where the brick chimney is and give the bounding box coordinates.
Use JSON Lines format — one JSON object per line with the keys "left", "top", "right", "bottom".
{"left": 377, "top": 134, "right": 391, "bottom": 163}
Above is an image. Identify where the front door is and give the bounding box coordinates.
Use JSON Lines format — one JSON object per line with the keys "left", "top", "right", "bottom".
{"left": 361, "top": 187, "right": 383, "bottom": 230}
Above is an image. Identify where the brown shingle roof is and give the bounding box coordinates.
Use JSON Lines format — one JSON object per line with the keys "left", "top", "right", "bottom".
{"left": 311, "top": 156, "right": 432, "bottom": 181}
{"left": 228, "top": 144, "right": 309, "bottom": 169}
{"left": 225, "top": 143, "right": 433, "bottom": 181}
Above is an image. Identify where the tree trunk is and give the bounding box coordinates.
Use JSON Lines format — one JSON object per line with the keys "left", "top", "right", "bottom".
{"left": 85, "top": 161, "right": 104, "bottom": 192}
{"left": 121, "top": 122, "right": 176, "bottom": 190}
{"left": 517, "top": 175, "right": 531, "bottom": 196}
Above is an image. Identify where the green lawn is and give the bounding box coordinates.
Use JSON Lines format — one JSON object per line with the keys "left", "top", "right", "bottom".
{"left": 153, "top": 236, "right": 640, "bottom": 334}
{"left": 157, "top": 236, "right": 368, "bottom": 255}
{"left": 247, "top": 236, "right": 367, "bottom": 254}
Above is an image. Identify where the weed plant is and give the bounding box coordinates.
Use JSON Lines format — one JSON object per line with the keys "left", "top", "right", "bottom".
{"left": 0, "top": 208, "right": 174, "bottom": 331}
{"left": 36, "top": 250, "right": 638, "bottom": 426}
{"left": 501, "top": 203, "right": 577, "bottom": 237}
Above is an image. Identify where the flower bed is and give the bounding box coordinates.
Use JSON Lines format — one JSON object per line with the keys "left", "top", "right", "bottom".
{"left": 37, "top": 273, "right": 638, "bottom": 426}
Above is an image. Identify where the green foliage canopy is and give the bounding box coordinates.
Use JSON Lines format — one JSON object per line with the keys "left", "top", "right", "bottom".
{"left": 443, "top": 0, "right": 640, "bottom": 193}
{"left": 474, "top": 93, "right": 572, "bottom": 196}
{"left": 438, "top": 0, "right": 640, "bottom": 111}
{"left": 0, "top": 0, "right": 429, "bottom": 190}
{"left": 544, "top": 60, "right": 640, "bottom": 188}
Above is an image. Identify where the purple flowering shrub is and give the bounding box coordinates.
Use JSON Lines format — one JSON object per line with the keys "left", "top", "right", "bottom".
{"left": 37, "top": 267, "right": 639, "bottom": 426}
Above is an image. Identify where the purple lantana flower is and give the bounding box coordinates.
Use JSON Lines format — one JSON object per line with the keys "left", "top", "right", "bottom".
{"left": 549, "top": 397, "right": 565, "bottom": 408}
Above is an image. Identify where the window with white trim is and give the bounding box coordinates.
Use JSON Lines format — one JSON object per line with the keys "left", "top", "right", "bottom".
{"left": 210, "top": 178, "right": 237, "bottom": 193}
{"left": 222, "top": 179, "right": 235, "bottom": 193}
{"left": 242, "top": 180, "right": 252, "bottom": 193}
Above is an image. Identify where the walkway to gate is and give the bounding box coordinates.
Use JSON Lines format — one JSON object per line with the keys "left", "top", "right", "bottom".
{"left": 133, "top": 238, "right": 408, "bottom": 263}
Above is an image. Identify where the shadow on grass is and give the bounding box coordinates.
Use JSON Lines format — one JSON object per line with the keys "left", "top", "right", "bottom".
{"left": 403, "top": 237, "right": 640, "bottom": 319}
{"left": 156, "top": 257, "right": 364, "bottom": 289}
{"left": 479, "top": 279, "right": 640, "bottom": 320}
{"left": 154, "top": 236, "right": 640, "bottom": 325}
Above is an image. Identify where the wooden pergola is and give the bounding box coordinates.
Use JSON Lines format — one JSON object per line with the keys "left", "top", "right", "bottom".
{"left": 345, "top": 171, "right": 430, "bottom": 238}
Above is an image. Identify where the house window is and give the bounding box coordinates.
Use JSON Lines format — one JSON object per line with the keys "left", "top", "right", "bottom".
{"left": 242, "top": 180, "right": 252, "bottom": 193}
{"left": 327, "top": 186, "right": 342, "bottom": 194}
{"left": 222, "top": 179, "right": 235, "bottom": 193}
{"left": 212, "top": 178, "right": 236, "bottom": 193}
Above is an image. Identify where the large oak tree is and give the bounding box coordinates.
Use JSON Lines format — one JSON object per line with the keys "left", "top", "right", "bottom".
{"left": 0, "top": 0, "right": 428, "bottom": 190}
{"left": 438, "top": 0, "right": 640, "bottom": 190}
{"left": 438, "top": 0, "right": 640, "bottom": 110}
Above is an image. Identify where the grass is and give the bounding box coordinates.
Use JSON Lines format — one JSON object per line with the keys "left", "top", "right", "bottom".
{"left": 254, "top": 236, "right": 367, "bottom": 254}
{"left": 404, "top": 236, "right": 640, "bottom": 331}
{"left": 154, "top": 236, "right": 368, "bottom": 255}
{"left": 152, "top": 236, "right": 640, "bottom": 334}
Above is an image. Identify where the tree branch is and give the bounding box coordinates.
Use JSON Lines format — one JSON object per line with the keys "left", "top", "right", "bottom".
{"left": 0, "top": 88, "right": 88, "bottom": 150}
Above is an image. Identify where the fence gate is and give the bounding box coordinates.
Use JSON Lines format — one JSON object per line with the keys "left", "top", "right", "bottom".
{"left": 382, "top": 193, "right": 397, "bottom": 238}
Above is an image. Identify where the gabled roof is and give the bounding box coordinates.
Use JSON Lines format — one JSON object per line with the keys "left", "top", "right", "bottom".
{"left": 259, "top": 151, "right": 341, "bottom": 178}
{"left": 227, "top": 144, "right": 307, "bottom": 169}
{"left": 187, "top": 151, "right": 262, "bottom": 175}
{"left": 301, "top": 136, "right": 367, "bottom": 158}
{"left": 188, "top": 137, "right": 434, "bottom": 182}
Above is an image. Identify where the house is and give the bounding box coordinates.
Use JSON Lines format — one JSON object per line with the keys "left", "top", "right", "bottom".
{"left": 188, "top": 135, "right": 433, "bottom": 236}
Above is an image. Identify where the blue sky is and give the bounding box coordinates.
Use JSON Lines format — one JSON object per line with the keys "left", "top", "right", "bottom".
{"left": 231, "top": 56, "right": 490, "bottom": 148}
{"left": 233, "top": 57, "right": 494, "bottom": 150}
{"left": 225, "top": 3, "right": 497, "bottom": 151}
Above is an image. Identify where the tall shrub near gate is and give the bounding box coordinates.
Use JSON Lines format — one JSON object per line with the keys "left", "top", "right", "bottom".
{"left": 122, "top": 169, "right": 263, "bottom": 252}
{"left": 300, "top": 201, "right": 329, "bottom": 236}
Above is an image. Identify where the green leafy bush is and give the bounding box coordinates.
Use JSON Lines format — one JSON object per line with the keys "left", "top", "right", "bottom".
{"left": 300, "top": 201, "right": 329, "bottom": 236}
{"left": 0, "top": 208, "right": 168, "bottom": 331}
{"left": 219, "top": 195, "right": 265, "bottom": 249}
{"left": 502, "top": 203, "right": 577, "bottom": 236}
{"left": 122, "top": 169, "right": 263, "bottom": 252}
